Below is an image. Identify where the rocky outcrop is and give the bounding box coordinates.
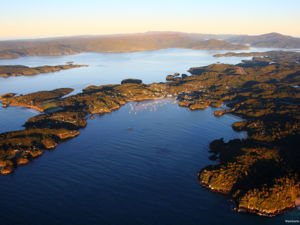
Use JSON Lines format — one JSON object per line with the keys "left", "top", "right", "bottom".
{"left": 214, "top": 110, "right": 225, "bottom": 117}
{"left": 189, "top": 102, "right": 209, "bottom": 110}
{"left": 1, "top": 165, "right": 14, "bottom": 175}
{"left": 166, "top": 75, "right": 175, "bottom": 81}
{"left": 0, "top": 93, "right": 15, "bottom": 99}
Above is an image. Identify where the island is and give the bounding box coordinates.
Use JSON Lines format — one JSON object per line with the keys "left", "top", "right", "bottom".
{"left": 0, "top": 64, "right": 87, "bottom": 78}
{"left": 0, "top": 50, "right": 299, "bottom": 217}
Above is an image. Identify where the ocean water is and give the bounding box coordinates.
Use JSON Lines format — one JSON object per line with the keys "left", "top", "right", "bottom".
{"left": 0, "top": 48, "right": 298, "bottom": 225}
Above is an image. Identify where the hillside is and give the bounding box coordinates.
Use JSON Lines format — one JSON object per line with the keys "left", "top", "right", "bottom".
{"left": 227, "top": 32, "right": 300, "bottom": 48}
{"left": 0, "top": 32, "right": 248, "bottom": 59}
{"left": 0, "top": 32, "right": 299, "bottom": 60}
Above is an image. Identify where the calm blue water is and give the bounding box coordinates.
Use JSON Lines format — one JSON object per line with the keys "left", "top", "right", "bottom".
{"left": 0, "top": 48, "right": 298, "bottom": 225}
{"left": 0, "top": 47, "right": 275, "bottom": 95}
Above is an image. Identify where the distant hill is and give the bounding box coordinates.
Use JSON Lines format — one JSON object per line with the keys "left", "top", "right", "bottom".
{"left": 0, "top": 31, "right": 299, "bottom": 59}
{"left": 226, "top": 32, "right": 300, "bottom": 48}
{"left": 0, "top": 32, "right": 248, "bottom": 59}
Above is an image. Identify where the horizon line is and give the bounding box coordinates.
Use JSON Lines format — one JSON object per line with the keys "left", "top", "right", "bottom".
{"left": 0, "top": 31, "right": 299, "bottom": 42}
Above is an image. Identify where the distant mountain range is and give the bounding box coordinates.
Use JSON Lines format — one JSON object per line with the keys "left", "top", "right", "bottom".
{"left": 226, "top": 32, "right": 300, "bottom": 48}
{"left": 0, "top": 32, "right": 299, "bottom": 59}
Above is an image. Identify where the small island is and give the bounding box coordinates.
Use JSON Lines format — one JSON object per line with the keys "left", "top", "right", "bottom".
{"left": 0, "top": 64, "right": 87, "bottom": 78}
{"left": 0, "top": 51, "right": 299, "bottom": 217}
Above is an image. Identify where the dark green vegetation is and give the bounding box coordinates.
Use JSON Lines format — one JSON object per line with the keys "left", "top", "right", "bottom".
{"left": 0, "top": 50, "right": 300, "bottom": 216}
{"left": 0, "top": 64, "right": 87, "bottom": 78}
{"left": 120, "top": 78, "right": 142, "bottom": 84}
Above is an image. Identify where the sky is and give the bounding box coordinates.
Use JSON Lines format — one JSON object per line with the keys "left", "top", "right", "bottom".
{"left": 1, "top": 0, "right": 300, "bottom": 39}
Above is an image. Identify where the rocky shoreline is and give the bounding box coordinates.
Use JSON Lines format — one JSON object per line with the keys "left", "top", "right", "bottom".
{"left": 197, "top": 173, "right": 295, "bottom": 217}
{"left": 198, "top": 169, "right": 298, "bottom": 217}
{"left": 0, "top": 50, "right": 299, "bottom": 217}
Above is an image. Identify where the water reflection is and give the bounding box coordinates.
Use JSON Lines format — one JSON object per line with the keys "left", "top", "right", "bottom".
{"left": 128, "top": 99, "right": 176, "bottom": 115}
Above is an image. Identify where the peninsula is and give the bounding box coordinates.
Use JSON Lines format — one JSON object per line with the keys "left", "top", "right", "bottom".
{"left": 0, "top": 64, "right": 87, "bottom": 78}
{"left": 0, "top": 51, "right": 299, "bottom": 217}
